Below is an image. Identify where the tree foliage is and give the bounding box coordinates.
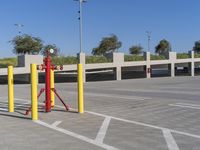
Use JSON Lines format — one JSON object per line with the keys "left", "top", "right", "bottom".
{"left": 129, "top": 45, "right": 143, "bottom": 55}
{"left": 92, "top": 34, "right": 122, "bottom": 55}
{"left": 11, "top": 34, "right": 43, "bottom": 55}
{"left": 193, "top": 40, "right": 200, "bottom": 53}
{"left": 155, "top": 39, "right": 171, "bottom": 56}
{"left": 41, "top": 44, "right": 60, "bottom": 57}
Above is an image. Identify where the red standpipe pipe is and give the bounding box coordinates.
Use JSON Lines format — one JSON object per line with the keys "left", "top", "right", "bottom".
{"left": 45, "top": 56, "right": 51, "bottom": 112}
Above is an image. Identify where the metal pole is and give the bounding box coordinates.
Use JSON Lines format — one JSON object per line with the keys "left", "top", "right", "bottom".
{"left": 79, "top": 0, "right": 83, "bottom": 53}
{"left": 146, "top": 31, "right": 151, "bottom": 52}
{"left": 148, "top": 35, "right": 150, "bottom": 52}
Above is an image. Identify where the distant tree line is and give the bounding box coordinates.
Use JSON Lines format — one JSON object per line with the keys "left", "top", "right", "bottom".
{"left": 11, "top": 34, "right": 59, "bottom": 56}
{"left": 92, "top": 34, "right": 200, "bottom": 57}
{"left": 92, "top": 34, "right": 172, "bottom": 56}
{"left": 10, "top": 33, "right": 200, "bottom": 57}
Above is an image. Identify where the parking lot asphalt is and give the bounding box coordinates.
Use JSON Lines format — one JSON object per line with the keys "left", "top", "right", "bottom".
{"left": 0, "top": 76, "right": 200, "bottom": 150}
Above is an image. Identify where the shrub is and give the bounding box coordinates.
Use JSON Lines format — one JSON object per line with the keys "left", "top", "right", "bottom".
{"left": 150, "top": 54, "right": 166, "bottom": 60}
{"left": 177, "top": 53, "right": 190, "bottom": 59}
{"left": 0, "top": 58, "right": 17, "bottom": 68}
{"left": 195, "top": 53, "right": 200, "bottom": 58}
{"left": 124, "top": 55, "right": 144, "bottom": 61}
{"left": 52, "top": 56, "right": 78, "bottom": 65}
{"left": 86, "top": 56, "right": 112, "bottom": 64}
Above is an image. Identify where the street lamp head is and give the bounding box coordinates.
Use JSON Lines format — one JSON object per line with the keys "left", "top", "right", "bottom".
{"left": 74, "top": 0, "right": 87, "bottom": 2}
{"left": 14, "top": 24, "right": 24, "bottom": 27}
{"left": 146, "top": 31, "right": 151, "bottom": 35}
{"left": 49, "top": 49, "right": 54, "bottom": 54}
{"left": 14, "top": 23, "right": 24, "bottom": 34}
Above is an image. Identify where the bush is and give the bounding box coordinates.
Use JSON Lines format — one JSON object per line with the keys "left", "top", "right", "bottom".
{"left": 150, "top": 54, "right": 166, "bottom": 60}
{"left": 0, "top": 58, "right": 17, "bottom": 68}
{"left": 86, "top": 56, "right": 112, "bottom": 64}
{"left": 52, "top": 56, "right": 78, "bottom": 65}
{"left": 177, "top": 53, "right": 190, "bottom": 59}
{"left": 52, "top": 55, "right": 112, "bottom": 65}
{"left": 195, "top": 53, "right": 200, "bottom": 58}
{"left": 124, "top": 55, "right": 144, "bottom": 61}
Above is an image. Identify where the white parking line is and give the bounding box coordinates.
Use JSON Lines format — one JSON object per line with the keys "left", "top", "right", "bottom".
{"left": 174, "top": 103, "right": 200, "bottom": 107}
{"left": 68, "top": 91, "right": 150, "bottom": 100}
{"left": 86, "top": 110, "right": 200, "bottom": 139}
{"left": 3, "top": 97, "right": 200, "bottom": 148}
{"left": 6, "top": 97, "right": 200, "bottom": 140}
{"left": 0, "top": 97, "right": 29, "bottom": 102}
{"left": 90, "top": 94, "right": 147, "bottom": 101}
{"left": 35, "top": 120, "right": 119, "bottom": 150}
{"left": 15, "top": 102, "right": 30, "bottom": 108}
{"left": 52, "top": 121, "right": 62, "bottom": 127}
{"left": 14, "top": 98, "right": 30, "bottom": 102}
{"left": 0, "top": 108, "right": 8, "bottom": 112}
{"left": 114, "top": 88, "right": 200, "bottom": 96}
{"left": 169, "top": 103, "right": 200, "bottom": 110}
{"left": 95, "top": 116, "right": 111, "bottom": 143}
{"left": 162, "top": 129, "right": 180, "bottom": 150}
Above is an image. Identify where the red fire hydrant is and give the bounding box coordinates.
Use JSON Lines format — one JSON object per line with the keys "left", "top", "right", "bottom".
{"left": 37, "top": 49, "right": 65, "bottom": 112}
{"left": 25, "top": 49, "right": 69, "bottom": 115}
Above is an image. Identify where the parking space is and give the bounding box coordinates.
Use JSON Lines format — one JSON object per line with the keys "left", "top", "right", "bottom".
{"left": 0, "top": 77, "right": 200, "bottom": 149}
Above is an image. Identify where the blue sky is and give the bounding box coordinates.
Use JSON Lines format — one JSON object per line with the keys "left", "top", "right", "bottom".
{"left": 0, "top": 0, "right": 200, "bottom": 58}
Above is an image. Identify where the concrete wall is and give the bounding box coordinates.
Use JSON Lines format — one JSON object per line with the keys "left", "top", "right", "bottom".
{"left": 18, "top": 54, "right": 43, "bottom": 67}
{"left": 0, "top": 51, "right": 200, "bottom": 82}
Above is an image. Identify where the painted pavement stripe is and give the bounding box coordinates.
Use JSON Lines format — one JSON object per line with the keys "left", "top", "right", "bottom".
{"left": 52, "top": 121, "right": 62, "bottom": 127}
{"left": 0, "top": 108, "right": 8, "bottom": 112}
{"left": 114, "top": 88, "right": 200, "bottom": 95}
{"left": 162, "top": 129, "right": 180, "bottom": 150}
{"left": 4, "top": 97, "right": 200, "bottom": 140}
{"left": 0, "top": 97, "right": 30, "bottom": 102}
{"left": 169, "top": 104, "right": 200, "bottom": 110}
{"left": 86, "top": 110, "right": 200, "bottom": 139}
{"left": 33, "top": 103, "right": 200, "bottom": 140}
{"left": 35, "top": 120, "right": 119, "bottom": 150}
{"left": 67, "top": 91, "right": 150, "bottom": 100}
{"left": 95, "top": 116, "right": 111, "bottom": 143}
{"left": 15, "top": 102, "right": 30, "bottom": 108}
{"left": 174, "top": 103, "right": 200, "bottom": 107}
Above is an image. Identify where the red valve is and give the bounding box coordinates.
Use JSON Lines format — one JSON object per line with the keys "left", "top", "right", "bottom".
{"left": 60, "top": 65, "right": 63, "bottom": 70}
{"left": 37, "top": 64, "right": 45, "bottom": 71}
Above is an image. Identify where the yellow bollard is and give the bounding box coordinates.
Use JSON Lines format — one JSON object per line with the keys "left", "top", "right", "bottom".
{"left": 50, "top": 69, "right": 55, "bottom": 107}
{"left": 31, "top": 64, "right": 38, "bottom": 120}
{"left": 77, "top": 64, "right": 84, "bottom": 113}
{"left": 8, "top": 66, "right": 14, "bottom": 112}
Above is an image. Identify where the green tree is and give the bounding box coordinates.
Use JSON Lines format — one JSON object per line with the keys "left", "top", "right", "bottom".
{"left": 42, "top": 44, "right": 60, "bottom": 57}
{"left": 11, "top": 34, "right": 43, "bottom": 55}
{"left": 155, "top": 39, "right": 171, "bottom": 56}
{"left": 92, "top": 34, "right": 122, "bottom": 55}
{"left": 193, "top": 40, "right": 200, "bottom": 53}
{"left": 129, "top": 45, "right": 143, "bottom": 55}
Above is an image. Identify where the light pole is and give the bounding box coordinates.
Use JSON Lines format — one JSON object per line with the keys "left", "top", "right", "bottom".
{"left": 146, "top": 31, "right": 151, "bottom": 52}
{"left": 75, "top": 0, "right": 86, "bottom": 54}
{"left": 14, "top": 24, "right": 24, "bottom": 35}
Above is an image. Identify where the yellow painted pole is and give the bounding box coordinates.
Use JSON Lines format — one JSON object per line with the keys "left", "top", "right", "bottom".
{"left": 31, "top": 64, "right": 38, "bottom": 120}
{"left": 8, "top": 66, "right": 14, "bottom": 112}
{"left": 50, "top": 69, "right": 55, "bottom": 107}
{"left": 78, "top": 64, "right": 84, "bottom": 113}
